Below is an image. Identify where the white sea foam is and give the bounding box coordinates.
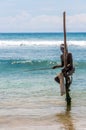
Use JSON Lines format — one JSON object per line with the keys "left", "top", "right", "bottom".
{"left": 0, "top": 40, "right": 86, "bottom": 47}
{"left": 68, "top": 40, "right": 86, "bottom": 46}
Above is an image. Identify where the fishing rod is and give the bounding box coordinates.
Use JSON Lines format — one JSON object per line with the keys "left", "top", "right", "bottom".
{"left": 8, "top": 67, "right": 53, "bottom": 75}
{"left": 24, "top": 67, "right": 53, "bottom": 72}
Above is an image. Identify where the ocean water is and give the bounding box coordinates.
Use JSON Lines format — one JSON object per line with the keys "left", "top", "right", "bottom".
{"left": 0, "top": 33, "right": 86, "bottom": 129}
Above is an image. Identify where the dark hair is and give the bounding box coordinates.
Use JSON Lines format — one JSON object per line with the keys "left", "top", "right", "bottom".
{"left": 60, "top": 44, "right": 64, "bottom": 49}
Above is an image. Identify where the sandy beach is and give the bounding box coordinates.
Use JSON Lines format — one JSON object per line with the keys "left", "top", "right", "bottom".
{"left": 0, "top": 112, "right": 86, "bottom": 130}
{"left": 0, "top": 98, "right": 86, "bottom": 130}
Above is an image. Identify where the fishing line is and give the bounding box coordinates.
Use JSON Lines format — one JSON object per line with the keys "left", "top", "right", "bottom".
{"left": 24, "top": 67, "right": 53, "bottom": 72}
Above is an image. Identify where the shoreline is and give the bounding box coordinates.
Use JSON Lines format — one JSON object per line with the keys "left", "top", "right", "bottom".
{"left": 0, "top": 107, "right": 86, "bottom": 130}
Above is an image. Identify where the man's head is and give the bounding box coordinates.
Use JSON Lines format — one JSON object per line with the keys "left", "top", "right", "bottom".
{"left": 60, "top": 44, "right": 64, "bottom": 53}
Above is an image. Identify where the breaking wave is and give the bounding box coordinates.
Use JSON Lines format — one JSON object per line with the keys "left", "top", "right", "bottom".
{"left": 0, "top": 40, "right": 86, "bottom": 47}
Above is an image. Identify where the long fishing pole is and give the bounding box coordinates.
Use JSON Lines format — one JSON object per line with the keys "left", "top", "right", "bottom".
{"left": 9, "top": 67, "right": 53, "bottom": 75}
{"left": 24, "top": 67, "right": 53, "bottom": 72}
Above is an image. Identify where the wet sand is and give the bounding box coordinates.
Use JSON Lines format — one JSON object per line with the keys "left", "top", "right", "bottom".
{"left": 0, "top": 101, "right": 86, "bottom": 130}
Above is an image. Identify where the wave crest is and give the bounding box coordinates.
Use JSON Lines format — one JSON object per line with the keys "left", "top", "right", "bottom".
{"left": 0, "top": 40, "right": 86, "bottom": 47}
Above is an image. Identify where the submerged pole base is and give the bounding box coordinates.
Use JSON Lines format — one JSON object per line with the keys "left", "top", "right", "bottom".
{"left": 65, "top": 95, "right": 71, "bottom": 105}
{"left": 65, "top": 76, "right": 72, "bottom": 105}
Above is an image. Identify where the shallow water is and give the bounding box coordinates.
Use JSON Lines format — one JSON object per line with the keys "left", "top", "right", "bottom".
{"left": 0, "top": 33, "right": 86, "bottom": 129}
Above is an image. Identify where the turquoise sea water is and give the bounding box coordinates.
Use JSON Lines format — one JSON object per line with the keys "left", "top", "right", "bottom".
{"left": 0, "top": 33, "right": 86, "bottom": 129}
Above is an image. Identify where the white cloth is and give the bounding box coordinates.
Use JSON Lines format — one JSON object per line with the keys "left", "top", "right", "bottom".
{"left": 58, "top": 73, "right": 66, "bottom": 96}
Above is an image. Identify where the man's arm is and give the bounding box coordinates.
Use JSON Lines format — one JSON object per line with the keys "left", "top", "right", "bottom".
{"left": 52, "top": 55, "right": 64, "bottom": 69}
{"left": 52, "top": 64, "right": 62, "bottom": 69}
{"left": 67, "top": 53, "right": 73, "bottom": 69}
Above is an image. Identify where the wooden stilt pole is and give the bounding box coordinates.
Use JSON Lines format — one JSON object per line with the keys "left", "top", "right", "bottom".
{"left": 63, "top": 11, "right": 68, "bottom": 68}
{"left": 63, "top": 12, "right": 71, "bottom": 104}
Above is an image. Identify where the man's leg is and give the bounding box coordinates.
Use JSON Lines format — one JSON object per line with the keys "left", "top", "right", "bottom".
{"left": 54, "top": 76, "right": 60, "bottom": 83}
{"left": 55, "top": 73, "right": 65, "bottom": 96}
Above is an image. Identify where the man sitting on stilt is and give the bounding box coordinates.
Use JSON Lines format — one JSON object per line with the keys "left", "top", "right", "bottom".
{"left": 52, "top": 44, "right": 75, "bottom": 96}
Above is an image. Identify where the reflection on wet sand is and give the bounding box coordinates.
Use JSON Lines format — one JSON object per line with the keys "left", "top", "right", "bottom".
{"left": 56, "top": 102, "right": 75, "bottom": 130}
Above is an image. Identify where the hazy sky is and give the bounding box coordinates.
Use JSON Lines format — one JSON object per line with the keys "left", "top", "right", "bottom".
{"left": 0, "top": 0, "right": 86, "bottom": 32}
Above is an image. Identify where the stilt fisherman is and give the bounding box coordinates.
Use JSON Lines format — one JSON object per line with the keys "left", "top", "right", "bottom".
{"left": 52, "top": 12, "right": 75, "bottom": 101}
{"left": 52, "top": 43, "right": 75, "bottom": 96}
